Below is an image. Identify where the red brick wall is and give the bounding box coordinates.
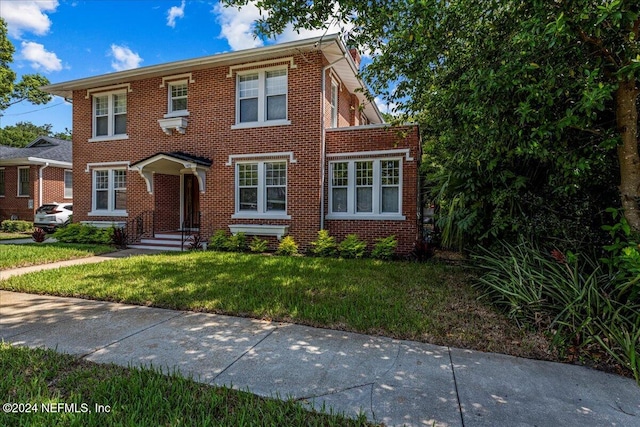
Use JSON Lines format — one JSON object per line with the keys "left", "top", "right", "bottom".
{"left": 154, "top": 174, "right": 181, "bottom": 232}
{"left": 71, "top": 50, "right": 420, "bottom": 254}
{"left": 0, "top": 165, "right": 68, "bottom": 221}
{"left": 325, "top": 125, "right": 421, "bottom": 254}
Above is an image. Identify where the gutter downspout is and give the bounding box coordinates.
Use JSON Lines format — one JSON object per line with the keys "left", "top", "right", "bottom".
{"left": 320, "top": 58, "right": 344, "bottom": 231}
{"left": 38, "top": 162, "right": 50, "bottom": 208}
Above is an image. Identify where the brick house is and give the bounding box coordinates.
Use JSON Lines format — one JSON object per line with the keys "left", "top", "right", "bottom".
{"left": 42, "top": 34, "right": 421, "bottom": 253}
{"left": 0, "top": 136, "right": 73, "bottom": 221}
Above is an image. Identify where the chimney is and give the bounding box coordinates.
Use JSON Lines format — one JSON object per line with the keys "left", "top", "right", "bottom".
{"left": 349, "top": 48, "right": 361, "bottom": 70}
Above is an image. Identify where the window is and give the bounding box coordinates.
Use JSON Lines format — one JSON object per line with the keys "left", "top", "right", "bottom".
{"left": 0, "top": 168, "right": 4, "bottom": 197}
{"left": 328, "top": 159, "right": 403, "bottom": 219}
{"left": 92, "top": 91, "right": 127, "bottom": 139}
{"left": 168, "top": 81, "right": 188, "bottom": 114}
{"left": 236, "top": 68, "right": 288, "bottom": 126}
{"left": 64, "top": 170, "right": 73, "bottom": 199}
{"left": 330, "top": 81, "right": 338, "bottom": 128}
{"left": 235, "top": 161, "right": 288, "bottom": 217}
{"left": 17, "top": 167, "right": 30, "bottom": 197}
{"left": 92, "top": 168, "right": 127, "bottom": 214}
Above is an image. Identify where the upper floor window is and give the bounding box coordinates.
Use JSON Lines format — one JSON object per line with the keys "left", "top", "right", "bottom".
{"left": 0, "top": 168, "right": 5, "bottom": 197}
{"left": 17, "top": 167, "right": 30, "bottom": 197}
{"left": 235, "top": 68, "right": 288, "bottom": 127}
{"left": 64, "top": 170, "right": 73, "bottom": 199}
{"left": 328, "top": 158, "right": 404, "bottom": 220}
{"left": 168, "top": 81, "right": 188, "bottom": 115}
{"left": 93, "top": 91, "right": 127, "bottom": 139}
{"left": 330, "top": 81, "right": 338, "bottom": 128}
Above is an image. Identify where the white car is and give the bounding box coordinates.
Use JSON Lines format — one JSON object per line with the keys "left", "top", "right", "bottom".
{"left": 34, "top": 203, "right": 73, "bottom": 232}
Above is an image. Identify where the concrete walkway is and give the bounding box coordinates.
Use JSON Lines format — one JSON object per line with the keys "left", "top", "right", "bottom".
{"left": 1, "top": 257, "right": 639, "bottom": 426}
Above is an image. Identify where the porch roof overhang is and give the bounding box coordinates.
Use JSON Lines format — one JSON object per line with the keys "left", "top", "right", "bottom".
{"left": 130, "top": 152, "right": 212, "bottom": 194}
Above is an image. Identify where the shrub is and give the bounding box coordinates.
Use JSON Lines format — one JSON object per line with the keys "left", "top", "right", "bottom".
{"left": 1, "top": 220, "right": 33, "bottom": 233}
{"left": 276, "top": 236, "right": 298, "bottom": 256}
{"left": 31, "top": 227, "right": 47, "bottom": 243}
{"left": 249, "top": 236, "right": 269, "bottom": 253}
{"left": 52, "top": 223, "right": 113, "bottom": 244}
{"left": 225, "top": 232, "right": 248, "bottom": 252}
{"left": 371, "top": 236, "right": 397, "bottom": 260}
{"left": 111, "top": 227, "right": 128, "bottom": 249}
{"left": 310, "top": 230, "right": 337, "bottom": 257}
{"left": 208, "top": 230, "right": 229, "bottom": 251}
{"left": 338, "top": 234, "right": 367, "bottom": 259}
{"left": 186, "top": 233, "right": 205, "bottom": 251}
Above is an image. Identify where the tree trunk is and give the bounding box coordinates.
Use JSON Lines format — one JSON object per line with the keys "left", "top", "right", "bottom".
{"left": 616, "top": 78, "right": 640, "bottom": 232}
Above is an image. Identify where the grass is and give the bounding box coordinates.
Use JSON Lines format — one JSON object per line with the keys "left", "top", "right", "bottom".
{"left": 0, "top": 251, "right": 551, "bottom": 359}
{"left": 0, "top": 232, "right": 31, "bottom": 241}
{"left": 0, "top": 343, "right": 372, "bottom": 427}
{"left": 0, "top": 243, "right": 115, "bottom": 270}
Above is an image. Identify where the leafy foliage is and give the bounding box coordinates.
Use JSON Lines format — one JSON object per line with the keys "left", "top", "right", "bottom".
{"left": 276, "top": 235, "right": 298, "bottom": 256}
{"left": 225, "top": 232, "right": 248, "bottom": 252}
{"left": 31, "top": 227, "right": 47, "bottom": 243}
{"left": 249, "top": 236, "right": 269, "bottom": 253}
{"left": 52, "top": 224, "right": 113, "bottom": 245}
{"left": 371, "top": 236, "right": 398, "bottom": 260}
{"left": 111, "top": 227, "right": 128, "bottom": 249}
{"left": 338, "top": 234, "right": 367, "bottom": 259}
{"left": 309, "top": 229, "right": 338, "bottom": 257}
{"left": 1, "top": 220, "right": 32, "bottom": 233}
{"left": 0, "top": 122, "right": 71, "bottom": 147}
{"left": 208, "top": 230, "right": 229, "bottom": 251}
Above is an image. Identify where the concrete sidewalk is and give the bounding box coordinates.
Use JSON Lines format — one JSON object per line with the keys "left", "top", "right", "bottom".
{"left": 1, "top": 290, "right": 638, "bottom": 426}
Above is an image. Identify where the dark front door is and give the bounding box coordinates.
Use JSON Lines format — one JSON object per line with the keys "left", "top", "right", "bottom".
{"left": 183, "top": 174, "right": 200, "bottom": 229}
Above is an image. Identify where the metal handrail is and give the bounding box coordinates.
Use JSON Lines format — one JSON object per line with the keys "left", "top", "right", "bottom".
{"left": 181, "top": 211, "right": 202, "bottom": 251}
{"left": 126, "top": 210, "right": 155, "bottom": 245}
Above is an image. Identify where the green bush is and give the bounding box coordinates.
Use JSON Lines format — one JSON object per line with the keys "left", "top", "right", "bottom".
{"left": 1, "top": 220, "right": 33, "bottom": 233}
{"left": 310, "top": 229, "right": 337, "bottom": 257}
{"left": 338, "top": 234, "right": 367, "bottom": 259}
{"left": 225, "top": 232, "right": 248, "bottom": 252}
{"left": 208, "top": 230, "right": 229, "bottom": 251}
{"left": 52, "top": 224, "right": 113, "bottom": 244}
{"left": 249, "top": 236, "right": 269, "bottom": 253}
{"left": 276, "top": 236, "right": 298, "bottom": 256}
{"left": 371, "top": 236, "right": 398, "bottom": 260}
{"left": 472, "top": 238, "right": 640, "bottom": 383}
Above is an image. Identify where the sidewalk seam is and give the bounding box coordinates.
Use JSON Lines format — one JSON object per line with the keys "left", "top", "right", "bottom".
{"left": 76, "top": 311, "right": 187, "bottom": 360}
{"left": 212, "top": 326, "right": 278, "bottom": 382}
{"left": 448, "top": 347, "right": 465, "bottom": 427}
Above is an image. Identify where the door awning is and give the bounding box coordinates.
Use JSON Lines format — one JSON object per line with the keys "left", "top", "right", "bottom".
{"left": 130, "top": 151, "right": 212, "bottom": 194}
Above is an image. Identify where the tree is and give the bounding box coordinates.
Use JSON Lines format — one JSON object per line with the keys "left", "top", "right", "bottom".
{"left": 0, "top": 121, "right": 70, "bottom": 147}
{"left": 222, "top": 0, "right": 639, "bottom": 245}
{"left": 0, "top": 18, "right": 51, "bottom": 111}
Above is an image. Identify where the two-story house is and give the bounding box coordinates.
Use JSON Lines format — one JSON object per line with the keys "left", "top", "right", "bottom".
{"left": 42, "top": 34, "right": 421, "bottom": 253}
{"left": 0, "top": 136, "right": 73, "bottom": 221}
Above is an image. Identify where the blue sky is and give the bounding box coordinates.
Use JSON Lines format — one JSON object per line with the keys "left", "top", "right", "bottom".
{"left": 1, "top": 0, "right": 384, "bottom": 133}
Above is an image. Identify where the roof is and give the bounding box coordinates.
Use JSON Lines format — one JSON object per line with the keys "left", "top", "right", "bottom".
{"left": 0, "top": 136, "right": 72, "bottom": 167}
{"left": 41, "top": 33, "right": 383, "bottom": 124}
{"left": 131, "top": 151, "right": 212, "bottom": 168}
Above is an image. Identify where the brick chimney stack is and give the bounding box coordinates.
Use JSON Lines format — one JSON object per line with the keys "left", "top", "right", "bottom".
{"left": 349, "top": 48, "right": 361, "bottom": 70}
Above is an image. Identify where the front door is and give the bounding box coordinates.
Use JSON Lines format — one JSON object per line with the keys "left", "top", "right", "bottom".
{"left": 182, "top": 174, "right": 200, "bottom": 229}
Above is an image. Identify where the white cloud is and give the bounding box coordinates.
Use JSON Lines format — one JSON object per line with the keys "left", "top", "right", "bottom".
{"left": 20, "top": 41, "right": 62, "bottom": 72}
{"left": 109, "top": 44, "right": 143, "bottom": 71}
{"left": 0, "top": 0, "right": 58, "bottom": 38}
{"left": 167, "top": 0, "right": 186, "bottom": 28}
{"left": 212, "top": 2, "right": 264, "bottom": 51}
{"left": 375, "top": 97, "right": 397, "bottom": 115}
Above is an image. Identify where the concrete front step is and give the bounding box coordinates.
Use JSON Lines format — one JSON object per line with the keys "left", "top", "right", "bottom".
{"left": 128, "top": 243, "right": 184, "bottom": 252}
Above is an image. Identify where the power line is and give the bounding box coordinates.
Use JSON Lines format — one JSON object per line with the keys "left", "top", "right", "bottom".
{"left": 2, "top": 102, "right": 67, "bottom": 116}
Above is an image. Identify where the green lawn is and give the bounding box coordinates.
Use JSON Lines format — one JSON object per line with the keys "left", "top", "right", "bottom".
{"left": 0, "top": 251, "right": 550, "bottom": 359}
{"left": 0, "top": 343, "right": 371, "bottom": 427}
{"left": 0, "top": 243, "right": 115, "bottom": 270}
{"left": 0, "top": 232, "right": 31, "bottom": 241}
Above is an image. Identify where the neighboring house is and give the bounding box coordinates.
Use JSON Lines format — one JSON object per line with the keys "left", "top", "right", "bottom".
{"left": 42, "top": 34, "right": 421, "bottom": 253}
{"left": 0, "top": 136, "right": 73, "bottom": 221}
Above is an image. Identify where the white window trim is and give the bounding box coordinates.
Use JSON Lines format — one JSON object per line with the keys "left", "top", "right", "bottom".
{"left": 165, "top": 79, "right": 190, "bottom": 118}
{"left": 88, "top": 167, "right": 128, "bottom": 217}
{"left": 326, "top": 158, "right": 405, "bottom": 221}
{"left": 63, "top": 169, "right": 73, "bottom": 199}
{"left": 330, "top": 80, "right": 339, "bottom": 128}
{"left": 89, "top": 89, "right": 128, "bottom": 142}
{"left": 17, "top": 166, "right": 30, "bottom": 197}
{"left": 232, "top": 66, "right": 291, "bottom": 129}
{"left": 0, "top": 167, "right": 5, "bottom": 197}
{"left": 232, "top": 160, "right": 291, "bottom": 220}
